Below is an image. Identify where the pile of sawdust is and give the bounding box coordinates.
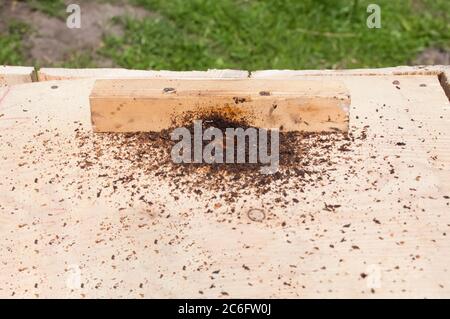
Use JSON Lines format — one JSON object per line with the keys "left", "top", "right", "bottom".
{"left": 74, "top": 117, "right": 357, "bottom": 204}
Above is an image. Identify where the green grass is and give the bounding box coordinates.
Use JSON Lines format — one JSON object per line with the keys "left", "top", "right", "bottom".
{"left": 0, "top": 21, "right": 30, "bottom": 65}
{"left": 26, "top": 0, "right": 66, "bottom": 18}
{"left": 1, "top": 0, "right": 449, "bottom": 69}
{"left": 56, "top": 52, "right": 97, "bottom": 68}
{"left": 101, "top": 0, "right": 450, "bottom": 70}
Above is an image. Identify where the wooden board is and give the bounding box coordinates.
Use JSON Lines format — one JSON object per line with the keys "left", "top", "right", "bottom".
{"left": 0, "top": 66, "right": 35, "bottom": 86}
{"left": 0, "top": 70, "right": 449, "bottom": 298}
{"left": 89, "top": 78, "right": 350, "bottom": 132}
{"left": 38, "top": 68, "right": 248, "bottom": 81}
{"left": 251, "top": 65, "right": 450, "bottom": 77}
{"left": 251, "top": 65, "right": 450, "bottom": 103}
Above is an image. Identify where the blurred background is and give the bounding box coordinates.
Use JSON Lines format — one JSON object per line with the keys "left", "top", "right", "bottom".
{"left": 0, "top": 0, "right": 449, "bottom": 70}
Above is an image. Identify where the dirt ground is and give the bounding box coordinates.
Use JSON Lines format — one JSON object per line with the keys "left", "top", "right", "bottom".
{"left": 414, "top": 48, "right": 450, "bottom": 65}
{"left": 0, "top": 0, "right": 149, "bottom": 66}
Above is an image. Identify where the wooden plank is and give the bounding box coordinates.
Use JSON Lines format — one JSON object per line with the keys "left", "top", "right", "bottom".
{"left": 251, "top": 65, "right": 450, "bottom": 77}
{"left": 252, "top": 65, "right": 450, "bottom": 102}
{"left": 89, "top": 78, "right": 350, "bottom": 132}
{"left": 38, "top": 68, "right": 248, "bottom": 81}
{"left": 0, "top": 71, "right": 449, "bottom": 298}
{"left": 439, "top": 70, "right": 450, "bottom": 101}
{"left": 0, "top": 66, "right": 35, "bottom": 86}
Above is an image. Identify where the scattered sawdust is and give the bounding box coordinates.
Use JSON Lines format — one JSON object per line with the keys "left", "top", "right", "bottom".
{"left": 72, "top": 117, "right": 360, "bottom": 206}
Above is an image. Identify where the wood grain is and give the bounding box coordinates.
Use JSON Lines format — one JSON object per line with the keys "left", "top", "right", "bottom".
{"left": 0, "top": 70, "right": 449, "bottom": 298}
{"left": 89, "top": 78, "right": 350, "bottom": 132}
{"left": 0, "top": 66, "right": 35, "bottom": 86}
{"left": 38, "top": 68, "right": 248, "bottom": 81}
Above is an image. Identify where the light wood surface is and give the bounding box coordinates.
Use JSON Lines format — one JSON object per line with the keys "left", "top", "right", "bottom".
{"left": 0, "top": 66, "right": 35, "bottom": 86}
{"left": 251, "top": 65, "right": 450, "bottom": 77}
{"left": 90, "top": 78, "right": 350, "bottom": 132}
{"left": 0, "top": 69, "right": 449, "bottom": 298}
{"left": 38, "top": 68, "right": 248, "bottom": 81}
